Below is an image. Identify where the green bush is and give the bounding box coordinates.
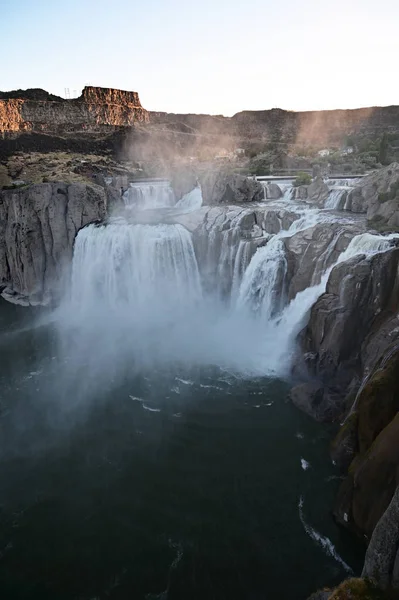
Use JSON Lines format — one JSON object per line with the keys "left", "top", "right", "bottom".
{"left": 293, "top": 171, "right": 312, "bottom": 187}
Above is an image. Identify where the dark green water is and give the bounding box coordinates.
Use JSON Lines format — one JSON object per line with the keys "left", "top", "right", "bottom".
{"left": 0, "top": 301, "right": 364, "bottom": 600}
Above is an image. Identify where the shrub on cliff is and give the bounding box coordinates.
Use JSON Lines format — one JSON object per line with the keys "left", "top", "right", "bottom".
{"left": 293, "top": 171, "right": 312, "bottom": 187}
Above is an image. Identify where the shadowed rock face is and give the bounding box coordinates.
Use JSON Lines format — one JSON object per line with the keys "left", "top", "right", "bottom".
{"left": 0, "top": 182, "right": 107, "bottom": 304}
{"left": 333, "top": 353, "right": 399, "bottom": 540}
{"left": 346, "top": 163, "right": 399, "bottom": 223}
{"left": 301, "top": 247, "right": 399, "bottom": 388}
{"left": 0, "top": 86, "right": 149, "bottom": 134}
{"left": 362, "top": 485, "right": 399, "bottom": 589}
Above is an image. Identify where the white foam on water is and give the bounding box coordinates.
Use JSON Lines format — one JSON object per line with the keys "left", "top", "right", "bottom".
{"left": 129, "top": 395, "right": 145, "bottom": 403}
{"left": 175, "top": 378, "right": 194, "bottom": 386}
{"left": 301, "top": 458, "right": 310, "bottom": 471}
{"left": 298, "top": 496, "right": 352, "bottom": 573}
{"left": 142, "top": 404, "right": 161, "bottom": 413}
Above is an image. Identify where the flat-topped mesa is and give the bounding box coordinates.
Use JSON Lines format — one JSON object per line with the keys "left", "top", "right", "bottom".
{"left": 0, "top": 86, "right": 149, "bottom": 133}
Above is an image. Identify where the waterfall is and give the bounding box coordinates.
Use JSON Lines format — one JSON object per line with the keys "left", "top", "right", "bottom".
{"left": 235, "top": 208, "right": 323, "bottom": 322}
{"left": 259, "top": 231, "right": 399, "bottom": 375}
{"left": 70, "top": 222, "right": 202, "bottom": 314}
{"left": 237, "top": 238, "right": 288, "bottom": 322}
{"left": 123, "top": 181, "right": 176, "bottom": 209}
{"left": 61, "top": 170, "right": 399, "bottom": 380}
{"left": 175, "top": 188, "right": 203, "bottom": 210}
{"left": 338, "top": 232, "right": 399, "bottom": 260}
{"left": 325, "top": 188, "right": 348, "bottom": 210}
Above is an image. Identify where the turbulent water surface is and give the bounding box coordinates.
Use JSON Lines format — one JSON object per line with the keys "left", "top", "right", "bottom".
{"left": 0, "top": 179, "right": 371, "bottom": 600}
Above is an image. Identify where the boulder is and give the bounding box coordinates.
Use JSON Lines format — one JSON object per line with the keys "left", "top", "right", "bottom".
{"left": 307, "top": 176, "right": 330, "bottom": 205}
{"left": 264, "top": 182, "right": 283, "bottom": 200}
{"left": 199, "top": 170, "right": 264, "bottom": 205}
{"left": 0, "top": 182, "right": 107, "bottom": 304}
{"left": 346, "top": 163, "right": 399, "bottom": 225}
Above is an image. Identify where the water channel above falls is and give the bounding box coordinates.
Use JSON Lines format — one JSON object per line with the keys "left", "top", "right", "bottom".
{"left": 0, "top": 177, "right": 377, "bottom": 599}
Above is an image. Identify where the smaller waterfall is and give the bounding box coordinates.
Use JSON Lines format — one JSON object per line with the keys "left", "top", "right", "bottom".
{"left": 324, "top": 178, "right": 360, "bottom": 211}
{"left": 237, "top": 238, "right": 288, "bottom": 322}
{"left": 262, "top": 231, "right": 399, "bottom": 374}
{"left": 325, "top": 188, "right": 348, "bottom": 210}
{"left": 175, "top": 188, "right": 203, "bottom": 210}
{"left": 123, "top": 181, "right": 176, "bottom": 209}
{"left": 231, "top": 240, "right": 260, "bottom": 299}
{"left": 235, "top": 209, "right": 323, "bottom": 321}
{"left": 338, "top": 232, "right": 399, "bottom": 260}
{"left": 280, "top": 182, "right": 294, "bottom": 201}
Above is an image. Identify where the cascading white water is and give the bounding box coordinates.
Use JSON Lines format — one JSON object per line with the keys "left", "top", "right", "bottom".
{"left": 123, "top": 181, "right": 176, "bottom": 209}
{"left": 175, "top": 188, "right": 203, "bottom": 210}
{"left": 71, "top": 222, "right": 202, "bottom": 314}
{"left": 325, "top": 188, "right": 348, "bottom": 210}
{"left": 237, "top": 238, "right": 288, "bottom": 322}
{"left": 260, "top": 231, "right": 399, "bottom": 375}
{"left": 62, "top": 174, "right": 399, "bottom": 380}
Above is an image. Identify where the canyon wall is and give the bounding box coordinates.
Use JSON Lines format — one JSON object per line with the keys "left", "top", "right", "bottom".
{"left": 0, "top": 86, "right": 149, "bottom": 134}
{"left": 1, "top": 85, "right": 398, "bottom": 149}
{"left": 0, "top": 182, "right": 107, "bottom": 305}
{"left": 151, "top": 105, "right": 399, "bottom": 147}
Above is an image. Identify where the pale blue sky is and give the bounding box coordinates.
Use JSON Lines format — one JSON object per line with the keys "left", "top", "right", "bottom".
{"left": 1, "top": 0, "right": 398, "bottom": 115}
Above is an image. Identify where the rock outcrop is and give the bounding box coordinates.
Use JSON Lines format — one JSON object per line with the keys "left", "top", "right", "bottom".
{"left": 263, "top": 182, "right": 283, "bottom": 200}
{"left": 199, "top": 170, "right": 264, "bottom": 205}
{"left": 284, "top": 223, "right": 361, "bottom": 299}
{"left": 362, "top": 485, "right": 399, "bottom": 589}
{"left": 345, "top": 163, "right": 399, "bottom": 225}
{"left": 333, "top": 350, "right": 399, "bottom": 540}
{"left": 0, "top": 86, "right": 148, "bottom": 134}
{"left": 0, "top": 182, "right": 107, "bottom": 304}
{"left": 301, "top": 247, "right": 399, "bottom": 391}
{"left": 307, "top": 176, "right": 330, "bottom": 205}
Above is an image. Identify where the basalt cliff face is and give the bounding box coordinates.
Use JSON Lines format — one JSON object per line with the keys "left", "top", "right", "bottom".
{"left": 0, "top": 182, "right": 107, "bottom": 305}
{"left": 0, "top": 86, "right": 149, "bottom": 134}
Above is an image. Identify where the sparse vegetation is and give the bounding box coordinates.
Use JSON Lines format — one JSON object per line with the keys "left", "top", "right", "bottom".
{"left": 293, "top": 171, "right": 312, "bottom": 186}
{"left": 329, "top": 577, "right": 398, "bottom": 599}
